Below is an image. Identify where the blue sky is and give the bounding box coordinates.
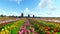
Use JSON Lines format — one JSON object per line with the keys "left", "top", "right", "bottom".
{"left": 0, "top": 0, "right": 60, "bottom": 17}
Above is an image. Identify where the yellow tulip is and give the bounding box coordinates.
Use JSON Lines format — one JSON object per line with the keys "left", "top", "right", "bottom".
{"left": 0, "top": 32, "right": 1, "bottom": 34}
{"left": 1, "top": 29, "right": 4, "bottom": 31}
{"left": 5, "top": 27, "right": 7, "bottom": 30}
{"left": 1, "top": 29, "right": 5, "bottom": 34}
{"left": 10, "top": 26, "right": 13, "bottom": 29}
{"left": 55, "top": 32, "right": 57, "bottom": 34}
{"left": 15, "top": 26, "right": 18, "bottom": 28}
{"left": 5, "top": 29, "right": 10, "bottom": 34}
{"left": 7, "top": 26, "right": 9, "bottom": 29}
{"left": 0, "top": 31, "right": 5, "bottom": 34}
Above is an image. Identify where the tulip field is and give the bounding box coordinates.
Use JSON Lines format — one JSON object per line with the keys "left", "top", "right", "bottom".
{"left": 0, "top": 18, "right": 60, "bottom": 34}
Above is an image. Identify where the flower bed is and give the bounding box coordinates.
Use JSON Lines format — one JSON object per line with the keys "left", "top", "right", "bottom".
{"left": 18, "top": 19, "right": 38, "bottom": 34}
{"left": 0, "top": 18, "right": 25, "bottom": 34}
{"left": 29, "top": 18, "right": 60, "bottom": 34}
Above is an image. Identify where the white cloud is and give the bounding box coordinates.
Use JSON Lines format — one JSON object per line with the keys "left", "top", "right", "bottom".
{"left": 34, "top": 0, "right": 57, "bottom": 17}
{"left": 21, "top": 8, "right": 31, "bottom": 16}
{"left": 0, "top": 9, "right": 7, "bottom": 15}
{"left": 9, "top": 11, "right": 17, "bottom": 16}
{"left": 20, "top": 8, "right": 39, "bottom": 17}
{"left": 50, "top": 6, "right": 56, "bottom": 11}
{"left": 0, "top": 0, "right": 59, "bottom": 17}
{"left": 0, "top": 9, "right": 20, "bottom": 16}
{"left": 0, "top": 9, "right": 2, "bottom": 10}
{"left": 9, "top": 0, "right": 22, "bottom": 5}
{"left": 36, "top": 0, "right": 56, "bottom": 9}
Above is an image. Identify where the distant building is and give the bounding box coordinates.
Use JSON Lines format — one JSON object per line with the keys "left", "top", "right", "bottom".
{"left": 28, "top": 14, "right": 30, "bottom": 18}
{"left": 33, "top": 15, "right": 34, "bottom": 18}
{"left": 21, "top": 13, "right": 23, "bottom": 17}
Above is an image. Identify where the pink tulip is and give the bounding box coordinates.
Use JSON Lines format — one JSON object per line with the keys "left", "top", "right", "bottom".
{"left": 35, "top": 32, "right": 38, "bottom": 34}
{"left": 24, "top": 22, "right": 31, "bottom": 26}
{"left": 30, "top": 27, "right": 34, "bottom": 34}
{"left": 31, "top": 28, "right": 34, "bottom": 32}
{"left": 21, "top": 30, "right": 24, "bottom": 33}
{"left": 18, "top": 30, "right": 24, "bottom": 34}
{"left": 23, "top": 29, "right": 27, "bottom": 34}
{"left": 27, "top": 30, "right": 30, "bottom": 34}
{"left": 20, "top": 26, "right": 26, "bottom": 30}
{"left": 18, "top": 31, "right": 22, "bottom": 34}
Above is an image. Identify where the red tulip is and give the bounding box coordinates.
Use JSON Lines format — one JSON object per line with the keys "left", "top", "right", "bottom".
{"left": 46, "top": 31, "right": 50, "bottom": 34}
{"left": 52, "top": 31, "right": 55, "bottom": 34}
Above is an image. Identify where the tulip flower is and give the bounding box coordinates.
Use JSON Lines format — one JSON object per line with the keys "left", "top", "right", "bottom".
{"left": 0, "top": 31, "right": 5, "bottom": 34}
{"left": 20, "top": 26, "right": 26, "bottom": 30}
{"left": 1, "top": 28, "right": 4, "bottom": 31}
{"left": 1, "top": 29, "right": 5, "bottom": 34}
{"left": 27, "top": 30, "right": 30, "bottom": 34}
{"left": 18, "top": 31, "right": 22, "bottom": 34}
{"left": 5, "top": 27, "right": 7, "bottom": 30}
{"left": 45, "top": 31, "right": 50, "bottom": 34}
{"left": 7, "top": 26, "right": 9, "bottom": 29}
{"left": 24, "top": 21, "right": 31, "bottom": 26}
{"left": 52, "top": 31, "right": 56, "bottom": 34}
{"left": 5, "top": 29, "right": 10, "bottom": 34}
{"left": 45, "top": 28, "right": 48, "bottom": 31}
{"left": 31, "top": 27, "right": 34, "bottom": 32}
{"left": 35, "top": 32, "right": 38, "bottom": 34}
{"left": 23, "top": 29, "right": 27, "bottom": 34}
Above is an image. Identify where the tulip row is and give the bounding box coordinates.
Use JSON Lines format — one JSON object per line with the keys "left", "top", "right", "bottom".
{"left": 35, "top": 18, "right": 60, "bottom": 34}
{"left": 39, "top": 20, "right": 60, "bottom": 31}
{"left": 0, "top": 18, "right": 20, "bottom": 31}
{"left": 18, "top": 19, "right": 38, "bottom": 34}
{"left": 0, "top": 18, "right": 19, "bottom": 24}
{"left": 29, "top": 18, "right": 45, "bottom": 34}
{"left": 0, "top": 18, "right": 25, "bottom": 34}
{"left": 28, "top": 18, "right": 60, "bottom": 34}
